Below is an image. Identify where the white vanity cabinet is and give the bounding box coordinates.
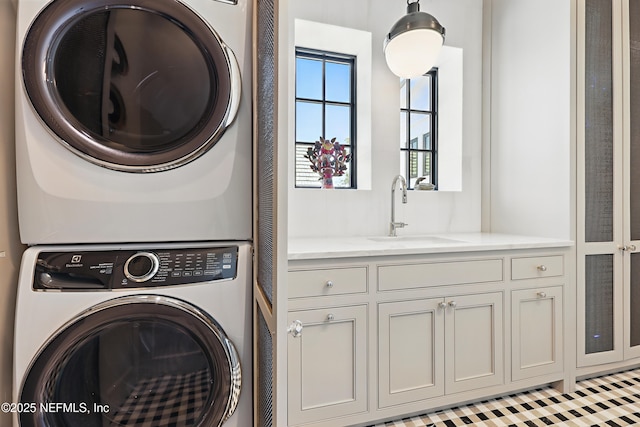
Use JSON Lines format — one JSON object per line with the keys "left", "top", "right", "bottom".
{"left": 286, "top": 266, "right": 369, "bottom": 426}
{"left": 378, "top": 292, "right": 504, "bottom": 409}
{"left": 287, "top": 240, "right": 571, "bottom": 427}
{"left": 510, "top": 255, "right": 564, "bottom": 381}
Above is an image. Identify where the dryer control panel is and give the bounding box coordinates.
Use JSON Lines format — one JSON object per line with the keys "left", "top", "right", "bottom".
{"left": 34, "top": 246, "right": 239, "bottom": 290}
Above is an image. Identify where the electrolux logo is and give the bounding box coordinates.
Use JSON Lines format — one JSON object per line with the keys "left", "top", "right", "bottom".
{"left": 66, "top": 254, "right": 84, "bottom": 268}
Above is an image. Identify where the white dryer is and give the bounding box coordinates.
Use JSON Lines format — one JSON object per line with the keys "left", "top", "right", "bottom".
{"left": 13, "top": 242, "right": 252, "bottom": 427}
{"left": 15, "top": 0, "right": 252, "bottom": 245}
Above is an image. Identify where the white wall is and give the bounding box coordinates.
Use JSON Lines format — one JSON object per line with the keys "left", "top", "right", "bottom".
{"left": 0, "top": 0, "right": 23, "bottom": 419}
{"left": 488, "top": 0, "right": 573, "bottom": 239}
{"left": 286, "top": 0, "right": 484, "bottom": 238}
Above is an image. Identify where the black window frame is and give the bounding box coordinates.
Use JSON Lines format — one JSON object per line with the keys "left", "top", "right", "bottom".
{"left": 294, "top": 48, "right": 357, "bottom": 189}
{"left": 401, "top": 68, "right": 438, "bottom": 190}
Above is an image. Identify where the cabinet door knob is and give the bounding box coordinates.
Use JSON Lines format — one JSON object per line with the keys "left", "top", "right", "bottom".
{"left": 327, "top": 313, "right": 335, "bottom": 321}
{"left": 537, "top": 265, "right": 547, "bottom": 272}
{"left": 448, "top": 301, "right": 457, "bottom": 308}
{"left": 326, "top": 280, "right": 334, "bottom": 288}
{"left": 438, "top": 301, "right": 447, "bottom": 309}
{"left": 537, "top": 291, "right": 547, "bottom": 298}
{"left": 287, "top": 320, "right": 303, "bottom": 338}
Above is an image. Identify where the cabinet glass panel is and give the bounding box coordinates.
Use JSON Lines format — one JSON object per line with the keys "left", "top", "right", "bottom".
{"left": 630, "top": 0, "right": 640, "bottom": 240}
{"left": 585, "top": 0, "right": 614, "bottom": 243}
{"left": 631, "top": 253, "right": 640, "bottom": 347}
{"left": 585, "top": 255, "right": 614, "bottom": 354}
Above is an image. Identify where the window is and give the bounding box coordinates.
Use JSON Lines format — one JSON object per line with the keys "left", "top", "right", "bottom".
{"left": 295, "top": 48, "right": 356, "bottom": 188}
{"left": 400, "top": 69, "right": 438, "bottom": 190}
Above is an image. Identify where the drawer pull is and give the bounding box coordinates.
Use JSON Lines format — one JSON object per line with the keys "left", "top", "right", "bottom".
{"left": 438, "top": 301, "right": 447, "bottom": 309}
{"left": 448, "top": 300, "right": 457, "bottom": 308}
{"left": 327, "top": 313, "right": 335, "bottom": 321}
{"left": 537, "top": 265, "right": 547, "bottom": 272}
{"left": 537, "top": 291, "right": 547, "bottom": 298}
{"left": 326, "top": 280, "right": 334, "bottom": 288}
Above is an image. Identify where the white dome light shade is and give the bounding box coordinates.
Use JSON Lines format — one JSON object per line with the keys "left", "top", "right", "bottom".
{"left": 384, "top": 29, "right": 444, "bottom": 78}
{"left": 384, "top": 1, "right": 445, "bottom": 79}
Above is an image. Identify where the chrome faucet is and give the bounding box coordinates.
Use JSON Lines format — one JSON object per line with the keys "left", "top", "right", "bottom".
{"left": 390, "top": 175, "right": 408, "bottom": 236}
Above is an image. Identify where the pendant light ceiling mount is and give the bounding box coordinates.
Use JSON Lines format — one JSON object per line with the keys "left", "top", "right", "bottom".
{"left": 384, "top": 0, "right": 446, "bottom": 79}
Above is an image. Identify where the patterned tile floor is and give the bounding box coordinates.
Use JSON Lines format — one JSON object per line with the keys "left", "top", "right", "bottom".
{"left": 369, "top": 368, "right": 640, "bottom": 426}
{"left": 111, "top": 370, "right": 209, "bottom": 427}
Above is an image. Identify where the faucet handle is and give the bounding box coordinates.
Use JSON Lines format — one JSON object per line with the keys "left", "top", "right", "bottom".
{"left": 392, "top": 222, "right": 408, "bottom": 229}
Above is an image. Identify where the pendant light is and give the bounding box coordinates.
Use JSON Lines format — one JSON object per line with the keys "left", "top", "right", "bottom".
{"left": 384, "top": 0, "right": 446, "bottom": 78}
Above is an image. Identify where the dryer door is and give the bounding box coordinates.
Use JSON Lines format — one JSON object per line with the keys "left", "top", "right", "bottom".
{"left": 21, "top": 0, "right": 240, "bottom": 173}
{"left": 19, "top": 296, "right": 241, "bottom": 427}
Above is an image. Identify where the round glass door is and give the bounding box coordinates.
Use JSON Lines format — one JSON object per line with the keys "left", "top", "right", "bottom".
{"left": 19, "top": 296, "right": 241, "bottom": 427}
{"left": 22, "top": 0, "right": 241, "bottom": 172}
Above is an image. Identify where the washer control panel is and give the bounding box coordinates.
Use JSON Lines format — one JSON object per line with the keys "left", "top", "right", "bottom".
{"left": 34, "top": 246, "right": 239, "bottom": 290}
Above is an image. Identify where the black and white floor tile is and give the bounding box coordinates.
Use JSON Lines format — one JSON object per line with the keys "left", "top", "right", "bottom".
{"left": 110, "top": 369, "right": 210, "bottom": 427}
{"left": 370, "top": 368, "right": 640, "bottom": 427}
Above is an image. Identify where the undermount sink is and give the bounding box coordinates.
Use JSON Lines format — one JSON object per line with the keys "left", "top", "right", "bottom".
{"left": 367, "top": 235, "right": 462, "bottom": 244}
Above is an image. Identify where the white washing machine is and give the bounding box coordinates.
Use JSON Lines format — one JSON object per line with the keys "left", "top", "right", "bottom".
{"left": 15, "top": 0, "right": 252, "bottom": 245}
{"left": 13, "top": 242, "right": 252, "bottom": 427}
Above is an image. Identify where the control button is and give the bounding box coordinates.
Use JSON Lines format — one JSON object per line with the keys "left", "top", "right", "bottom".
{"left": 193, "top": 271, "right": 203, "bottom": 276}
{"left": 171, "top": 272, "right": 182, "bottom": 277}
{"left": 124, "top": 252, "right": 160, "bottom": 283}
{"left": 183, "top": 271, "right": 193, "bottom": 277}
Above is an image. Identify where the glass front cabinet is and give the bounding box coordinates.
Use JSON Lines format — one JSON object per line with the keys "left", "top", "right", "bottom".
{"left": 578, "top": 0, "right": 640, "bottom": 367}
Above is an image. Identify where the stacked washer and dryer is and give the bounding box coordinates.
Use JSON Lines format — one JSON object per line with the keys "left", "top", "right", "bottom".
{"left": 12, "top": 0, "right": 253, "bottom": 426}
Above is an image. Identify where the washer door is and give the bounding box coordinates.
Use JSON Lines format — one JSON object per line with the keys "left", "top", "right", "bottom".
{"left": 19, "top": 295, "right": 241, "bottom": 427}
{"left": 22, "top": 0, "right": 241, "bottom": 173}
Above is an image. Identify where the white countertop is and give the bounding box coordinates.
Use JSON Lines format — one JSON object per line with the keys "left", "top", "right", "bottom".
{"left": 288, "top": 233, "right": 574, "bottom": 260}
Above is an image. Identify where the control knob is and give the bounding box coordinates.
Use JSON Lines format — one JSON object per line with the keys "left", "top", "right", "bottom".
{"left": 124, "top": 252, "right": 160, "bottom": 283}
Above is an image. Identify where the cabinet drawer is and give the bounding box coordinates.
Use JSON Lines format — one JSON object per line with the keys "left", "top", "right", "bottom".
{"left": 289, "top": 267, "right": 367, "bottom": 299}
{"left": 511, "top": 256, "right": 563, "bottom": 280}
{"left": 378, "top": 259, "right": 503, "bottom": 291}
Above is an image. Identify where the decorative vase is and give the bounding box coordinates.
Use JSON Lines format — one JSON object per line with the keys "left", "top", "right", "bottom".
{"left": 322, "top": 174, "right": 334, "bottom": 189}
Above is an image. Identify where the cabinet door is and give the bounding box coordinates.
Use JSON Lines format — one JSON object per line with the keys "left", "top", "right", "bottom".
{"left": 287, "top": 305, "right": 368, "bottom": 426}
{"left": 512, "top": 286, "right": 563, "bottom": 381}
{"left": 378, "top": 298, "right": 445, "bottom": 408}
{"left": 578, "top": 0, "right": 625, "bottom": 368}
{"left": 445, "top": 292, "right": 504, "bottom": 394}
{"left": 624, "top": 1, "right": 640, "bottom": 361}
